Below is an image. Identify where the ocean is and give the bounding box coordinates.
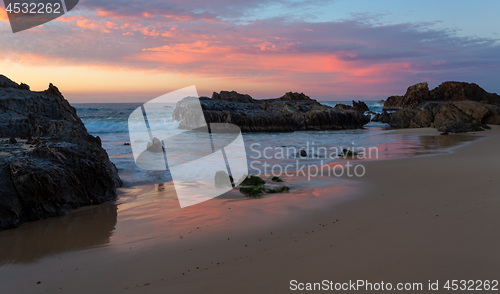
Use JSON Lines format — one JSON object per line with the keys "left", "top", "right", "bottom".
{"left": 73, "top": 101, "right": 391, "bottom": 187}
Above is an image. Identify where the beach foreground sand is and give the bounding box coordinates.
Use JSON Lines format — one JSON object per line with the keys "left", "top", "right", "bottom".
{"left": 0, "top": 127, "right": 499, "bottom": 293}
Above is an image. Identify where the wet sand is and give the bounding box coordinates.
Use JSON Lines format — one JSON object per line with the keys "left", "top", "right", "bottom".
{"left": 0, "top": 127, "right": 499, "bottom": 293}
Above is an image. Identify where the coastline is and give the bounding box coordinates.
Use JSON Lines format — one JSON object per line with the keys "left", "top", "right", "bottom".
{"left": 0, "top": 126, "right": 499, "bottom": 293}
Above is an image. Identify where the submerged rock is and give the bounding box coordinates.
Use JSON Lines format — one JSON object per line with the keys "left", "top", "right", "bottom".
{"left": 173, "top": 91, "right": 370, "bottom": 132}
{"left": 241, "top": 175, "right": 266, "bottom": 186}
{"left": 298, "top": 149, "right": 308, "bottom": 158}
{"left": 146, "top": 137, "right": 163, "bottom": 153}
{"left": 214, "top": 170, "right": 232, "bottom": 188}
{"left": 271, "top": 176, "right": 284, "bottom": 182}
{"left": 239, "top": 186, "right": 265, "bottom": 198}
{"left": 341, "top": 149, "right": 359, "bottom": 157}
{"left": 239, "top": 175, "right": 289, "bottom": 198}
{"left": 0, "top": 75, "right": 122, "bottom": 230}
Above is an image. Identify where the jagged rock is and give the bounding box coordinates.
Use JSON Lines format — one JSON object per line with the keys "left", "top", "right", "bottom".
{"left": 0, "top": 75, "right": 121, "bottom": 230}
{"left": 0, "top": 75, "right": 20, "bottom": 89}
{"left": 333, "top": 104, "right": 351, "bottom": 111}
{"left": 334, "top": 101, "right": 369, "bottom": 113}
{"left": 173, "top": 91, "right": 370, "bottom": 132}
{"left": 375, "top": 81, "right": 500, "bottom": 133}
{"left": 383, "top": 82, "right": 430, "bottom": 110}
{"left": 18, "top": 83, "right": 30, "bottom": 91}
{"left": 212, "top": 91, "right": 255, "bottom": 103}
{"left": 374, "top": 101, "right": 500, "bottom": 133}
{"left": 430, "top": 82, "right": 500, "bottom": 104}
{"left": 384, "top": 81, "right": 500, "bottom": 111}
{"left": 373, "top": 109, "right": 434, "bottom": 129}
{"left": 353, "top": 101, "right": 369, "bottom": 112}
{"left": 278, "top": 92, "right": 312, "bottom": 101}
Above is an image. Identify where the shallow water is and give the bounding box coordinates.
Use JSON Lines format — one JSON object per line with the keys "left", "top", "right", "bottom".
{"left": 0, "top": 130, "right": 478, "bottom": 266}
{"left": 73, "top": 101, "right": 392, "bottom": 187}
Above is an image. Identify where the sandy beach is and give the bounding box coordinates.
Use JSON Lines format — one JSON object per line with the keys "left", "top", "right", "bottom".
{"left": 0, "top": 127, "right": 499, "bottom": 293}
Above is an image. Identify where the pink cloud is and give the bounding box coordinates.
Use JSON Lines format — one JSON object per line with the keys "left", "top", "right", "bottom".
{"left": 0, "top": 8, "right": 8, "bottom": 22}
{"left": 1, "top": 3, "right": 499, "bottom": 99}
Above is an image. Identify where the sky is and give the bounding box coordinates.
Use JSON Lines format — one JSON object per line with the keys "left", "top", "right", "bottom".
{"left": 1, "top": 0, "right": 499, "bottom": 102}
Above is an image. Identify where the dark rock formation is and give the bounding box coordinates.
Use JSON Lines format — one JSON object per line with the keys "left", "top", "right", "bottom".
{"left": 0, "top": 75, "right": 121, "bottom": 230}
{"left": 430, "top": 82, "right": 500, "bottom": 104}
{"left": 384, "top": 81, "right": 500, "bottom": 111}
{"left": 374, "top": 82, "right": 500, "bottom": 133}
{"left": 383, "top": 82, "right": 431, "bottom": 110}
{"left": 334, "top": 101, "right": 369, "bottom": 113}
{"left": 173, "top": 92, "right": 370, "bottom": 132}
{"left": 212, "top": 91, "right": 255, "bottom": 103}
{"left": 277, "top": 92, "right": 311, "bottom": 101}
{"left": 353, "top": 101, "right": 370, "bottom": 113}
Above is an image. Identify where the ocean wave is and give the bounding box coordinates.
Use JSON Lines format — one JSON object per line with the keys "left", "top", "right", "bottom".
{"left": 82, "top": 119, "right": 181, "bottom": 134}
{"left": 83, "top": 120, "right": 129, "bottom": 134}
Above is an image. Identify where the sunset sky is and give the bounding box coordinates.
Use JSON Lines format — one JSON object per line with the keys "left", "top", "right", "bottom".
{"left": 1, "top": 0, "right": 499, "bottom": 102}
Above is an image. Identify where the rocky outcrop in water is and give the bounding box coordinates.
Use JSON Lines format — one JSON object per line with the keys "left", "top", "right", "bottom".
{"left": 374, "top": 82, "right": 500, "bottom": 132}
{"left": 383, "top": 82, "right": 500, "bottom": 111}
{"left": 334, "top": 101, "right": 369, "bottom": 113}
{"left": 383, "top": 82, "right": 431, "bottom": 111}
{"left": 173, "top": 92, "right": 370, "bottom": 132}
{"left": 0, "top": 75, "right": 122, "bottom": 230}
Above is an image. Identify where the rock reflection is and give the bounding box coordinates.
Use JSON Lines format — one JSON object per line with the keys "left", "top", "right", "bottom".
{"left": 0, "top": 202, "right": 117, "bottom": 265}
{"left": 374, "top": 133, "right": 477, "bottom": 160}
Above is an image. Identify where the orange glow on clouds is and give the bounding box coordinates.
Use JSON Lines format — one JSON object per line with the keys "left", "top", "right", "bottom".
{"left": 3, "top": 3, "right": 496, "bottom": 102}
{"left": 2, "top": 52, "right": 291, "bottom": 102}
{"left": 58, "top": 13, "right": 176, "bottom": 37}
{"left": 1, "top": 38, "right": 412, "bottom": 102}
{"left": 0, "top": 8, "right": 8, "bottom": 22}
{"left": 136, "top": 40, "right": 409, "bottom": 81}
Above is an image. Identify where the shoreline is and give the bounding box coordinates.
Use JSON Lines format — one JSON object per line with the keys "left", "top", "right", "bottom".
{"left": 0, "top": 126, "right": 499, "bottom": 293}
